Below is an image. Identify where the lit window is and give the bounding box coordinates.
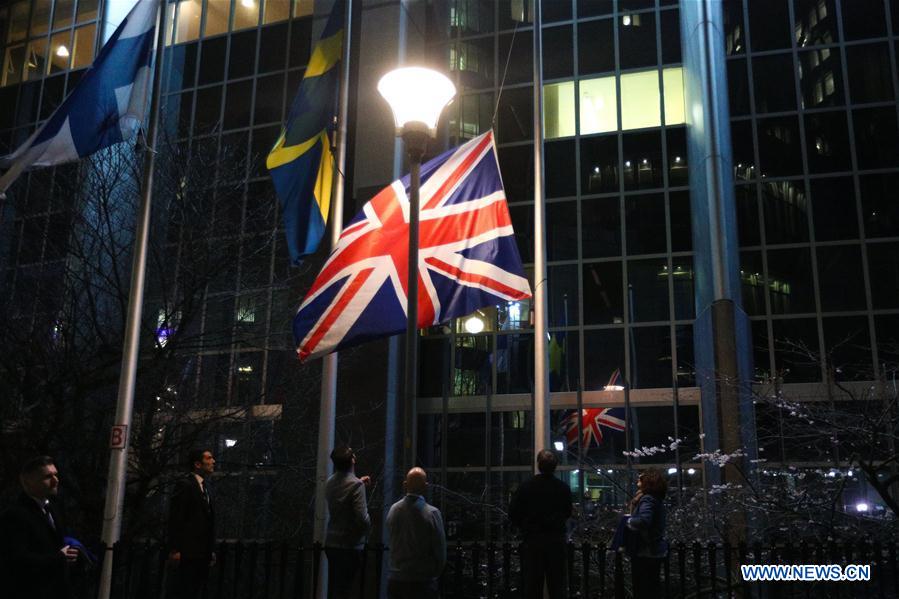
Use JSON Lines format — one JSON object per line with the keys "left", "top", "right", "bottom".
{"left": 621, "top": 70, "right": 660, "bottom": 130}
{"left": 71, "top": 24, "right": 96, "bottom": 68}
{"left": 663, "top": 67, "right": 685, "bottom": 125}
{"left": 25, "top": 38, "right": 49, "bottom": 80}
{"left": 233, "top": 0, "right": 260, "bottom": 30}
{"left": 293, "top": 0, "right": 313, "bottom": 18}
{"left": 2, "top": 44, "right": 25, "bottom": 86}
{"left": 580, "top": 75, "right": 617, "bottom": 134}
{"left": 8, "top": 2, "right": 29, "bottom": 43}
{"left": 544, "top": 81, "right": 575, "bottom": 139}
{"left": 263, "top": 0, "right": 290, "bottom": 24}
{"left": 173, "top": 0, "right": 201, "bottom": 43}
{"left": 204, "top": 0, "right": 230, "bottom": 37}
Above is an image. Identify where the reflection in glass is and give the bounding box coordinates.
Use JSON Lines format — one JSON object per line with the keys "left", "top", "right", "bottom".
{"left": 263, "top": 0, "right": 290, "bottom": 24}
{"left": 767, "top": 247, "right": 814, "bottom": 314}
{"left": 804, "top": 111, "right": 850, "bottom": 173}
{"left": 622, "top": 131, "right": 663, "bottom": 190}
{"left": 846, "top": 43, "right": 893, "bottom": 103}
{"left": 583, "top": 329, "right": 625, "bottom": 390}
{"left": 496, "top": 86, "right": 532, "bottom": 143}
{"left": 793, "top": 0, "right": 838, "bottom": 46}
{"left": 549, "top": 330, "right": 579, "bottom": 392}
{"left": 816, "top": 245, "right": 865, "bottom": 312}
{"left": 491, "top": 411, "right": 533, "bottom": 466}
{"left": 666, "top": 127, "right": 687, "bottom": 186}
{"left": 809, "top": 177, "right": 857, "bottom": 241}
{"left": 740, "top": 251, "right": 765, "bottom": 316}
{"left": 748, "top": 0, "right": 791, "bottom": 51}
{"left": 630, "top": 326, "right": 672, "bottom": 388}
{"left": 860, "top": 173, "right": 899, "bottom": 238}
{"left": 671, "top": 258, "right": 694, "bottom": 320}
{"left": 25, "top": 38, "right": 49, "bottom": 80}
{"left": 853, "top": 107, "right": 899, "bottom": 170}
{"left": 545, "top": 139, "right": 576, "bottom": 197}
{"left": 762, "top": 179, "right": 808, "bottom": 244}
{"left": 495, "top": 332, "right": 533, "bottom": 394}
{"left": 454, "top": 335, "right": 492, "bottom": 396}
{"left": 233, "top": 0, "right": 260, "bottom": 30}
{"left": 752, "top": 54, "right": 796, "bottom": 113}
{"left": 548, "top": 264, "right": 578, "bottom": 327}
{"left": 583, "top": 262, "right": 624, "bottom": 324}
{"left": 453, "top": 37, "right": 493, "bottom": 90}
{"left": 582, "top": 197, "right": 621, "bottom": 258}
{"left": 728, "top": 59, "right": 750, "bottom": 116}
{"left": 625, "top": 194, "right": 666, "bottom": 255}
{"left": 757, "top": 116, "right": 802, "bottom": 177}
{"left": 798, "top": 48, "right": 842, "bottom": 108}
{"left": 628, "top": 259, "right": 669, "bottom": 322}
{"left": 580, "top": 135, "right": 618, "bottom": 193}
{"left": 867, "top": 243, "right": 899, "bottom": 310}
{"left": 823, "top": 316, "right": 871, "bottom": 380}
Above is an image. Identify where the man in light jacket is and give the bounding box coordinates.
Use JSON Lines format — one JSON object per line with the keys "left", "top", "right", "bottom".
{"left": 386, "top": 467, "right": 446, "bottom": 599}
{"left": 325, "top": 445, "right": 371, "bottom": 599}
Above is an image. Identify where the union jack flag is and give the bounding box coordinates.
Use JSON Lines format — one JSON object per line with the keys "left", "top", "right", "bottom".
{"left": 560, "top": 407, "right": 626, "bottom": 449}
{"left": 294, "top": 130, "right": 532, "bottom": 361}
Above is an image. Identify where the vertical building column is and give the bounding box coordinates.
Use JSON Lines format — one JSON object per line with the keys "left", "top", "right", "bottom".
{"left": 679, "top": 1, "right": 757, "bottom": 509}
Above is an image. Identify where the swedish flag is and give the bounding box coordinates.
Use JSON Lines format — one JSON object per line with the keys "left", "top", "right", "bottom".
{"left": 267, "top": 1, "right": 344, "bottom": 265}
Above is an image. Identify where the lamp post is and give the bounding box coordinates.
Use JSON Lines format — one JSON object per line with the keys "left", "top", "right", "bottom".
{"left": 378, "top": 67, "right": 455, "bottom": 473}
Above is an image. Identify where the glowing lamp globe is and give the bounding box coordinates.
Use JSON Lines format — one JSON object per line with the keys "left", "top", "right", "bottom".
{"left": 378, "top": 67, "right": 456, "bottom": 137}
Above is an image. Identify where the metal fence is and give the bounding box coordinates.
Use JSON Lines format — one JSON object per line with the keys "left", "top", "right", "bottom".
{"left": 92, "top": 538, "right": 897, "bottom": 598}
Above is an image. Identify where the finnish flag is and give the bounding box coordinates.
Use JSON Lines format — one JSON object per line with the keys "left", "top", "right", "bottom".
{"left": 0, "top": 0, "right": 160, "bottom": 196}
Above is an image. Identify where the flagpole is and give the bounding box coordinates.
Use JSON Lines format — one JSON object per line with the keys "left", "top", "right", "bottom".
{"left": 97, "top": 1, "right": 166, "bottom": 598}
{"left": 532, "top": 0, "right": 551, "bottom": 464}
{"left": 314, "top": 2, "right": 353, "bottom": 598}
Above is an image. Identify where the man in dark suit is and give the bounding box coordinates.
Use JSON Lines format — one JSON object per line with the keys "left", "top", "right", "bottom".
{"left": 167, "top": 448, "right": 216, "bottom": 598}
{"left": 0, "top": 455, "right": 79, "bottom": 599}
{"left": 509, "top": 449, "right": 573, "bottom": 599}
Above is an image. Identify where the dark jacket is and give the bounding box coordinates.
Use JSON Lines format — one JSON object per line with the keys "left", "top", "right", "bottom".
{"left": 626, "top": 494, "right": 667, "bottom": 558}
{"left": 167, "top": 474, "right": 215, "bottom": 559}
{"left": 509, "top": 473, "right": 573, "bottom": 539}
{"left": 0, "top": 492, "right": 71, "bottom": 599}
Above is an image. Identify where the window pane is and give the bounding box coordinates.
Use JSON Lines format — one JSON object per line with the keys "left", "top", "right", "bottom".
{"left": 48, "top": 31, "right": 71, "bottom": 74}
{"left": 752, "top": 54, "right": 796, "bottom": 113}
{"left": 578, "top": 18, "right": 614, "bottom": 75}
{"left": 723, "top": 0, "right": 745, "bottom": 54}
{"left": 622, "top": 130, "right": 663, "bottom": 190}
{"left": 31, "top": 0, "right": 51, "bottom": 37}
{"left": 198, "top": 36, "right": 227, "bottom": 84}
{"left": 228, "top": 30, "right": 257, "bottom": 79}
{"left": 584, "top": 262, "right": 624, "bottom": 324}
{"left": 548, "top": 264, "right": 578, "bottom": 326}
{"left": 628, "top": 258, "right": 669, "bottom": 322}
{"left": 233, "top": 0, "right": 261, "bottom": 30}
{"left": 860, "top": 173, "right": 899, "bottom": 238}
{"left": 453, "top": 92, "right": 492, "bottom": 141}
{"left": 841, "top": 0, "right": 886, "bottom": 40}
{"left": 748, "top": 0, "right": 791, "bottom": 50}
{"left": 582, "top": 197, "right": 621, "bottom": 259}
{"left": 846, "top": 43, "right": 894, "bottom": 103}
{"left": 293, "top": 0, "right": 313, "bottom": 18}
{"left": 767, "top": 247, "right": 815, "bottom": 314}
{"left": 263, "top": 0, "right": 290, "bottom": 24}
{"left": 25, "top": 38, "right": 49, "bottom": 80}
{"left": 793, "top": 0, "right": 838, "bottom": 46}
{"left": 495, "top": 332, "right": 533, "bottom": 394}
{"left": 253, "top": 73, "right": 283, "bottom": 124}
{"left": 542, "top": 25, "right": 572, "bottom": 79}
{"left": 544, "top": 81, "right": 575, "bottom": 139}
{"left": 630, "top": 326, "right": 672, "bottom": 388}
{"left": 757, "top": 116, "right": 802, "bottom": 177}
{"left": 625, "top": 193, "right": 666, "bottom": 255}
{"left": 671, "top": 257, "right": 694, "bottom": 319}
{"left": 763, "top": 179, "right": 808, "bottom": 244}
{"left": 53, "top": 0, "right": 75, "bottom": 30}
{"left": 549, "top": 330, "right": 579, "bottom": 392}
{"left": 666, "top": 127, "right": 687, "bottom": 186}
{"left": 662, "top": 67, "right": 685, "bottom": 125}
{"left": 204, "top": 0, "right": 230, "bottom": 36}
{"left": 868, "top": 242, "right": 899, "bottom": 309}
{"left": 810, "top": 177, "right": 857, "bottom": 241}
{"left": 490, "top": 411, "right": 533, "bottom": 466}
{"left": 174, "top": 0, "right": 202, "bottom": 43}
{"left": 583, "top": 329, "right": 625, "bottom": 390}
{"left": 580, "top": 134, "right": 618, "bottom": 194}
{"left": 728, "top": 59, "right": 750, "bottom": 116}
{"left": 498, "top": 30, "right": 532, "bottom": 84}
{"left": 816, "top": 245, "right": 865, "bottom": 312}
{"left": 822, "top": 316, "right": 871, "bottom": 380}
{"left": 76, "top": 0, "right": 99, "bottom": 23}
{"left": 496, "top": 86, "right": 532, "bottom": 143}
{"left": 546, "top": 201, "right": 578, "bottom": 260}
{"left": 669, "top": 191, "right": 691, "bottom": 251}
{"left": 544, "top": 139, "right": 576, "bottom": 197}
{"left": 798, "top": 48, "right": 843, "bottom": 108}
{"left": 804, "top": 111, "right": 850, "bottom": 173}
{"left": 71, "top": 24, "right": 95, "bottom": 68}
{"left": 660, "top": 8, "right": 681, "bottom": 63}
{"left": 8, "top": 1, "right": 29, "bottom": 43}
{"left": 223, "top": 79, "right": 252, "bottom": 130}
{"left": 772, "top": 318, "right": 820, "bottom": 383}
{"left": 740, "top": 251, "right": 765, "bottom": 316}
{"left": 621, "top": 70, "right": 660, "bottom": 130}
{"left": 447, "top": 413, "right": 486, "bottom": 466}
{"left": 499, "top": 145, "right": 534, "bottom": 204}
{"left": 454, "top": 37, "right": 493, "bottom": 90}
{"left": 619, "top": 11, "right": 656, "bottom": 69}
{"left": 735, "top": 185, "right": 760, "bottom": 246}
{"left": 579, "top": 75, "right": 616, "bottom": 135}
{"left": 853, "top": 107, "right": 899, "bottom": 169}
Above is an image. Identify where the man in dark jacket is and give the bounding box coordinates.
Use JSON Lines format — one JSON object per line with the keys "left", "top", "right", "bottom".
{"left": 509, "top": 449, "right": 572, "bottom": 599}
{"left": 167, "top": 448, "right": 216, "bottom": 598}
{"left": 324, "top": 445, "right": 371, "bottom": 599}
{"left": 0, "top": 456, "right": 79, "bottom": 599}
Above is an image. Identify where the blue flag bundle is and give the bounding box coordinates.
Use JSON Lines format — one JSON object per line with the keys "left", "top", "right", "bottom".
{"left": 266, "top": 0, "right": 344, "bottom": 265}
{"left": 0, "top": 0, "right": 160, "bottom": 196}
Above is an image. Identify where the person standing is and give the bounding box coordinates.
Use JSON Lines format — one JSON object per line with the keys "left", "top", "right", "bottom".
{"left": 0, "top": 456, "right": 79, "bottom": 599}
{"left": 325, "top": 445, "right": 371, "bottom": 599}
{"left": 509, "top": 449, "right": 573, "bottom": 599}
{"left": 385, "top": 467, "right": 446, "bottom": 599}
{"left": 167, "top": 448, "right": 216, "bottom": 599}
{"left": 626, "top": 468, "right": 668, "bottom": 599}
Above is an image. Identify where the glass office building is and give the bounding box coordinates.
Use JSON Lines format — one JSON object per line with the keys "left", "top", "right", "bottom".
{"left": 2, "top": 0, "right": 898, "bottom": 541}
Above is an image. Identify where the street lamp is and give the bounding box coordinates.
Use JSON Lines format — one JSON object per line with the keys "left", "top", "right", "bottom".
{"left": 378, "top": 67, "right": 455, "bottom": 473}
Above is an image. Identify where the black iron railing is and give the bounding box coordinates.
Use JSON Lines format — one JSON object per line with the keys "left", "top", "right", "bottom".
{"left": 92, "top": 538, "right": 897, "bottom": 598}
